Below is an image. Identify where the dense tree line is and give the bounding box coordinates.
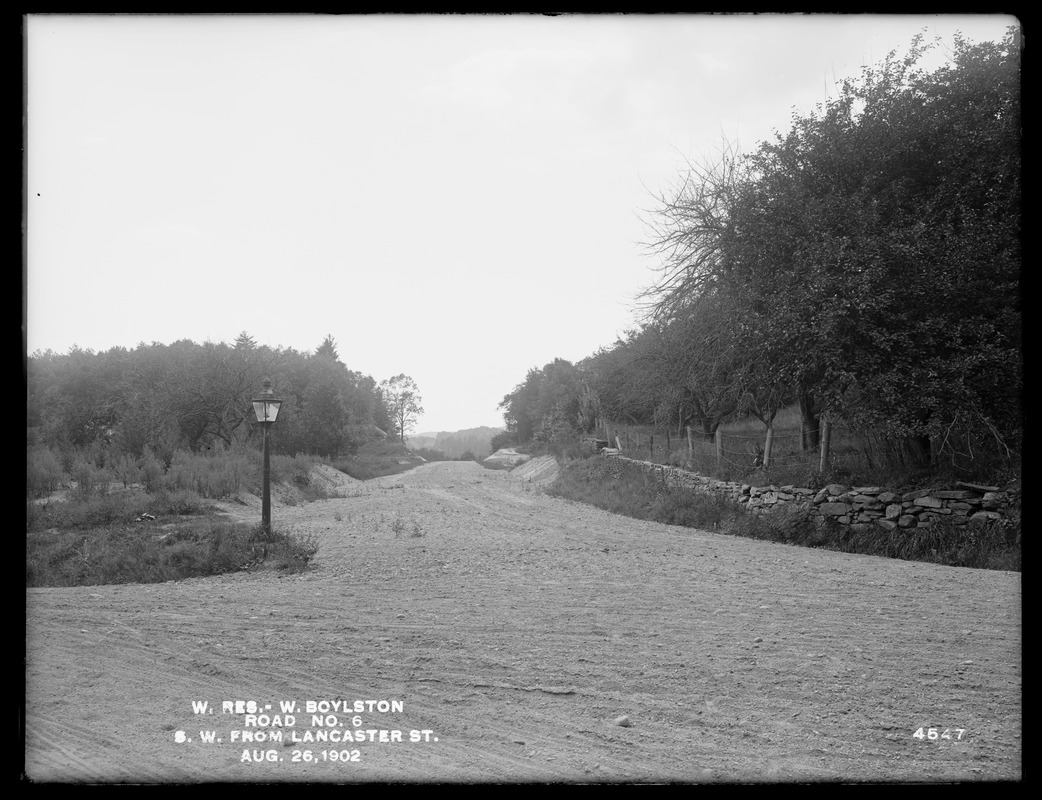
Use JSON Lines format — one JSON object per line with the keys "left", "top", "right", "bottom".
{"left": 431, "top": 426, "right": 504, "bottom": 459}
{"left": 501, "top": 30, "right": 1021, "bottom": 464}
{"left": 27, "top": 332, "right": 398, "bottom": 462}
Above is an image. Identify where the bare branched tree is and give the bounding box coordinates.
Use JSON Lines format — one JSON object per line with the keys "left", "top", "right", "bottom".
{"left": 637, "top": 139, "right": 748, "bottom": 322}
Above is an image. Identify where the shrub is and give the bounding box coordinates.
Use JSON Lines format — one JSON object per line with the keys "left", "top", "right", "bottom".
{"left": 268, "top": 531, "right": 320, "bottom": 573}
{"left": 140, "top": 448, "right": 166, "bottom": 493}
{"left": 339, "top": 462, "right": 376, "bottom": 480}
{"left": 111, "top": 451, "right": 142, "bottom": 489}
{"left": 166, "top": 449, "right": 252, "bottom": 498}
{"left": 269, "top": 454, "right": 315, "bottom": 491}
{"left": 28, "top": 490, "right": 152, "bottom": 533}
{"left": 70, "top": 458, "right": 112, "bottom": 499}
{"left": 27, "top": 446, "right": 65, "bottom": 498}
{"left": 153, "top": 489, "right": 203, "bottom": 516}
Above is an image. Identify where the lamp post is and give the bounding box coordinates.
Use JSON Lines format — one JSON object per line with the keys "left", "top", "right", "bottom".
{"left": 252, "top": 379, "right": 283, "bottom": 535}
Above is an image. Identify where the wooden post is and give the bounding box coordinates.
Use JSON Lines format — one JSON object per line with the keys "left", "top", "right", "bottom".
{"left": 665, "top": 429, "right": 670, "bottom": 455}
{"left": 763, "top": 424, "right": 774, "bottom": 469}
{"left": 636, "top": 433, "right": 641, "bottom": 453}
{"left": 649, "top": 434, "right": 654, "bottom": 457}
{"left": 615, "top": 435, "right": 623, "bottom": 451}
{"left": 819, "top": 419, "right": 832, "bottom": 472}
{"left": 715, "top": 428, "right": 723, "bottom": 469}
{"left": 625, "top": 432, "right": 630, "bottom": 450}
{"left": 687, "top": 426, "right": 693, "bottom": 459}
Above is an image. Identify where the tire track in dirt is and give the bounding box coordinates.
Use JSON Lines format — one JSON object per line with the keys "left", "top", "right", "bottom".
{"left": 26, "top": 461, "right": 1020, "bottom": 782}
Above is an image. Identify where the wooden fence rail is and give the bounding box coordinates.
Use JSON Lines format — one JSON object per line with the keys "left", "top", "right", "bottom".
{"left": 600, "top": 419, "right": 834, "bottom": 473}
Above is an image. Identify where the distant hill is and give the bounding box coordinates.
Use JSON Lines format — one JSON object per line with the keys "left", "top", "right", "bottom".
{"left": 409, "top": 426, "right": 505, "bottom": 459}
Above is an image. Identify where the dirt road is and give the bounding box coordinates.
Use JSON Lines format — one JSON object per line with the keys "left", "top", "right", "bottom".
{"left": 25, "top": 461, "right": 1021, "bottom": 783}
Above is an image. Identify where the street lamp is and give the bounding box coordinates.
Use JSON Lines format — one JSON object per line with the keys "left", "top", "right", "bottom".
{"left": 252, "top": 379, "right": 283, "bottom": 535}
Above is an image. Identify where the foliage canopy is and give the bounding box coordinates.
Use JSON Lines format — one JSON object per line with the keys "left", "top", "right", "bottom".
{"left": 501, "top": 28, "right": 1021, "bottom": 468}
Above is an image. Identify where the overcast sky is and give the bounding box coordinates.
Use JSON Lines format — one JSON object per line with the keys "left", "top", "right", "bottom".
{"left": 25, "top": 13, "right": 1017, "bottom": 433}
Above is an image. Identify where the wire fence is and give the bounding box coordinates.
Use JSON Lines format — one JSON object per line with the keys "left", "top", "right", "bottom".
{"left": 591, "top": 416, "right": 1018, "bottom": 485}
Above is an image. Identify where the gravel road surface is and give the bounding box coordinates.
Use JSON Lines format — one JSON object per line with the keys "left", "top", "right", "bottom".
{"left": 25, "top": 461, "right": 1021, "bottom": 783}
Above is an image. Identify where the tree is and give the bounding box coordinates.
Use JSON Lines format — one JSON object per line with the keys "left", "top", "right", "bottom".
{"left": 639, "top": 28, "right": 1021, "bottom": 462}
{"left": 638, "top": 139, "right": 748, "bottom": 320}
{"left": 381, "top": 374, "right": 424, "bottom": 443}
{"left": 26, "top": 335, "right": 390, "bottom": 461}
{"left": 644, "top": 297, "right": 747, "bottom": 441}
{"left": 581, "top": 335, "right": 659, "bottom": 428}
{"left": 315, "top": 334, "right": 340, "bottom": 363}
{"left": 297, "top": 356, "right": 352, "bottom": 457}
{"left": 728, "top": 29, "right": 1021, "bottom": 458}
{"left": 499, "top": 359, "right": 583, "bottom": 445}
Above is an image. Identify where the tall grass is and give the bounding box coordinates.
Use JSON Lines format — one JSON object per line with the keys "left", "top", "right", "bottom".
{"left": 27, "top": 520, "right": 320, "bottom": 587}
{"left": 332, "top": 439, "right": 426, "bottom": 481}
{"left": 26, "top": 443, "right": 338, "bottom": 500}
{"left": 166, "top": 448, "right": 252, "bottom": 498}
{"left": 28, "top": 490, "right": 153, "bottom": 532}
{"left": 549, "top": 457, "right": 1020, "bottom": 571}
{"left": 25, "top": 443, "right": 327, "bottom": 587}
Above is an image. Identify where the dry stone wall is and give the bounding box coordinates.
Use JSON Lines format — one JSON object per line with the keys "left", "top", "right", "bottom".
{"left": 606, "top": 455, "right": 1013, "bottom": 530}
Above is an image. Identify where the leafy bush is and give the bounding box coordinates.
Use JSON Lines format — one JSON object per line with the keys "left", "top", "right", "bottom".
{"left": 166, "top": 449, "right": 252, "bottom": 498}
{"left": 490, "top": 431, "right": 517, "bottom": 452}
{"left": 153, "top": 489, "right": 204, "bottom": 515}
{"left": 27, "top": 446, "right": 65, "bottom": 498}
{"left": 140, "top": 448, "right": 166, "bottom": 493}
{"left": 532, "top": 405, "right": 585, "bottom": 461}
{"left": 269, "top": 453, "right": 314, "bottom": 490}
{"left": 70, "top": 459, "right": 112, "bottom": 499}
{"left": 249, "top": 524, "right": 320, "bottom": 573}
{"left": 111, "top": 451, "right": 142, "bottom": 489}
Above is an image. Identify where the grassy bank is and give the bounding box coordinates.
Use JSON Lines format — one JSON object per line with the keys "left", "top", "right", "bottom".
{"left": 26, "top": 444, "right": 330, "bottom": 588}
{"left": 27, "top": 519, "right": 319, "bottom": 588}
{"left": 548, "top": 457, "right": 1020, "bottom": 572}
{"left": 330, "top": 438, "right": 428, "bottom": 481}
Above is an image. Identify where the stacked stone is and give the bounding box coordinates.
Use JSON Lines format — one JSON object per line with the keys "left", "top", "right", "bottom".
{"left": 604, "top": 454, "right": 1010, "bottom": 528}
{"left": 810, "top": 484, "right": 889, "bottom": 526}
{"left": 806, "top": 483, "right": 1008, "bottom": 529}
{"left": 745, "top": 485, "right": 813, "bottom": 514}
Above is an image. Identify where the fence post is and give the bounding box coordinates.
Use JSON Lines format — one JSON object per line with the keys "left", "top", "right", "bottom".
{"left": 687, "top": 426, "right": 693, "bottom": 459}
{"left": 626, "top": 432, "right": 630, "bottom": 450}
{"left": 649, "top": 434, "right": 654, "bottom": 457}
{"left": 763, "top": 424, "right": 774, "bottom": 468}
{"left": 715, "top": 428, "right": 723, "bottom": 469}
{"left": 819, "top": 419, "right": 832, "bottom": 472}
{"left": 666, "top": 429, "right": 670, "bottom": 454}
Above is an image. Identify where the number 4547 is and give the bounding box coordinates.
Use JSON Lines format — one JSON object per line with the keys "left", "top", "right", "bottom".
{"left": 914, "top": 727, "right": 966, "bottom": 740}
